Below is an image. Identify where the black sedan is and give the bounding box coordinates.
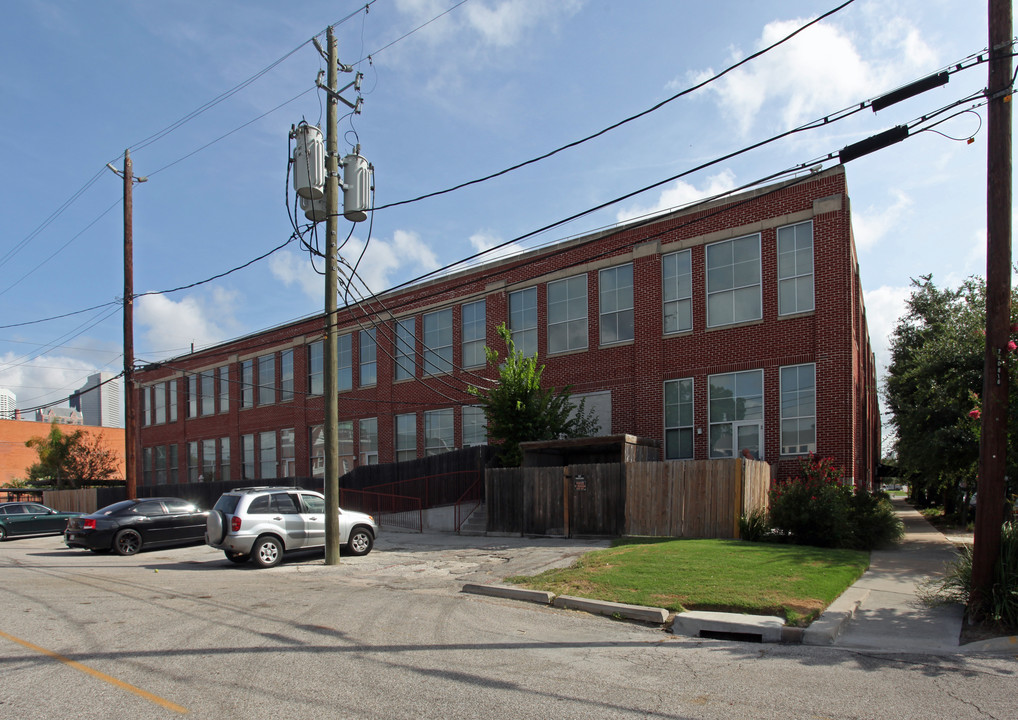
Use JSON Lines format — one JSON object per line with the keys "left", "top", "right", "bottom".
{"left": 0, "top": 502, "right": 82, "bottom": 540}
{"left": 64, "top": 497, "right": 208, "bottom": 556}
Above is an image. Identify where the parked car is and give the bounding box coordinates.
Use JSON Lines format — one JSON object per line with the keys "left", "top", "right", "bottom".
{"left": 206, "top": 487, "right": 378, "bottom": 568}
{"left": 0, "top": 502, "right": 81, "bottom": 540}
{"left": 64, "top": 497, "right": 208, "bottom": 556}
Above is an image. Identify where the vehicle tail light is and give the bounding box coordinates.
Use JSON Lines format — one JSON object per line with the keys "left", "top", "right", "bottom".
{"left": 231, "top": 516, "right": 241, "bottom": 532}
{"left": 83, "top": 519, "right": 96, "bottom": 530}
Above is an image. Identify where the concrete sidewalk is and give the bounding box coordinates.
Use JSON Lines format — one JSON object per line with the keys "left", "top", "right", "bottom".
{"left": 827, "top": 499, "right": 1016, "bottom": 653}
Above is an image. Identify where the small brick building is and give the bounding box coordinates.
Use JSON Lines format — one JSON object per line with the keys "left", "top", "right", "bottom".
{"left": 133, "top": 167, "right": 879, "bottom": 488}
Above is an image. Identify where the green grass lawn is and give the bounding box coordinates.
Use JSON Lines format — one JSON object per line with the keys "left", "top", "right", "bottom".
{"left": 506, "top": 538, "right": 869, "bottom": 626}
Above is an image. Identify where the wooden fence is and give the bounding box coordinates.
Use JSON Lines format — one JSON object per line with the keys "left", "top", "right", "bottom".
{"left": 486, "top": 459, "right": 770, "bottom": 539}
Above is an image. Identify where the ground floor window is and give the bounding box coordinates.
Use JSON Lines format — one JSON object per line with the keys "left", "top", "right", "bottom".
{"left": 780, "top": 363, "right": 816, "bottom": 455}
{"left": 708, "top": 369, "right": 763, "bottom": 459}
{"left": 664, "top": 378, "right": 693, "bottom": 460}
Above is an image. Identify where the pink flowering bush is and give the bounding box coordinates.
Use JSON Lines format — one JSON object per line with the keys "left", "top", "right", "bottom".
{"left": 768, "top": 455, "right": 902, "bottom": 550}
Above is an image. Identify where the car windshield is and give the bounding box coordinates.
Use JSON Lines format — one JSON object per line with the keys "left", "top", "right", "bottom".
{"left": 95, "top": 500, "right": 136, "bottom": 516}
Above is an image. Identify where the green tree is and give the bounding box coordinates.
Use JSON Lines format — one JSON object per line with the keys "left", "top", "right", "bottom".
{"left": 468, "top": 323, "right": 600, "bottom": 467}
{"left": 884, "top": 276, "right": 1018, "bottom": 517}
{"left": 25, "top": 423, "right": 121, "bottom": 489}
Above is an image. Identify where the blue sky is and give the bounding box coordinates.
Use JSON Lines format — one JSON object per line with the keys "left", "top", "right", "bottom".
{"left": 0, "top": 0, "right": 1007, "bottom": 445}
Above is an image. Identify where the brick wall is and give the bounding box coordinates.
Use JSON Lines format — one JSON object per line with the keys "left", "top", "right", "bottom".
{"left": 0, "top": 419, "right": 126, "bottom": 485}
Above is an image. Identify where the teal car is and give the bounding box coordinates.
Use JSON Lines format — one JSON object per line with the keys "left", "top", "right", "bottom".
{"left": 0, "top": 502, "right": 81, "bottom": 540}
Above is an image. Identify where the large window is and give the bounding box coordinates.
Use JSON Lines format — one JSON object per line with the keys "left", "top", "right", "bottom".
{"left": 359, "top": 418, "right": 378, "bottom": 465}
{"left": 200, "top": 370, "right": 215, "bottom": 416}
{"left": 599, "top": 263, "right": 634, "bottom": 345}
{"left": 708, "top": 369, "right": 763, "bottom": 459}
{"left": 308, "top": 341, "right": 323, "bottom": 395}
{"left": 259, "top": 431, "right": 277, "bottom": 479}
{"left": 279, "top": 428, "right": 295, "bottom": 476}
{"left": 662, "top": 249, "right": 692, "bottom": 334}
{"left": 395, "top": 413, "right": 416, "bottom": 462}
{"left": 280, "top": 349, "right": 294, "bottom": 403}
{"left": 258, "top": 354, "right": 275, "bottom": 405}
{"left": 425, "top": 409, "right": 454, "bottom": 456}
{"left": 241, "top": 360, "right": 255, "bottom": 408}
{"left": 187, "top": 441, "right": 199, "bottom": 482}
{"left": 219, "top": 438, "right": 230, "bottom": 482}
{"left": 154, "top": 383, "right": 167, "bottom": 425}
{"left": 462, "top": 300, "right": 486, "bottom": 368}
{"left": 777, "top": 221, "right": 815, "bottom": 316}
{"left": 664, "top": 378, "right": 694, "bottom": 460}
{"left": 310, "top": 425, "right": 325, "bottom": 479}
{"left": 201, "top": 438, "right": 216, "bottom": 480}
{"left": 781, "top": 363, "right": 816, "bottom": 455}
{"left": 423, "top": 308, "right": 453, "bottom": 375}
{"left": 168, "top": 445, "right": 179, "bottom": 484}
{"left": 548, "top": 274, "right": 588, "bottom": 354}
{"left": 462, "top": 406, "right": 487, "bottom": 447}
{"left": 217, "top": 367, "right": 228, "bottom": 413}
{"left": 509, "top": 287, "right": 538, "bottom": 357}
{"left": 242, "top": 434, "right": 255, "bottom": 480}
{"left": 187, "top": 375, "right": 198, "bottom": 418}
{"left": 359, "top": 329, "right": 376, "bottom": 387}
{"left": 395, "top": 318, "right": 415, "bottom": 381}
{"left": 706, "top": 234, "right": 761, "bottom": 327}
{"left": 168, "top": 380, "right": 177, "bottom": 423}
{"left": 338, "top": 333, "right": 353, "bottom": 391}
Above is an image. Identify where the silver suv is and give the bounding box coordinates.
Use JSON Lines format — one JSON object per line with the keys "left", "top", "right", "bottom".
{"left": 206, "top": 487, "right": 378, "bottom": 568}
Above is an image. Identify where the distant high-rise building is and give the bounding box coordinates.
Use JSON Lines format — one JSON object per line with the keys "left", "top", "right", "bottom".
{"left": 0, "top": 388, "right": 15, "bottom": 420}
{"left": 69, "top": 373, "right": 122, "bottom": 428}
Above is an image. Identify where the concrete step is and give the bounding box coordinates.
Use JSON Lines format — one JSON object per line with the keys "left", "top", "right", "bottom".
{"left": 458, "top": 504, "right": 486, "bottom": 535}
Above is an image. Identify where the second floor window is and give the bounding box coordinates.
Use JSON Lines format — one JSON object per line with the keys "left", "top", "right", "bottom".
{"left": 509, "top": 287, "right": 538, "bottom": 357}
{"left": 395, "top": 318, "right": 415, "bottom": 381}
{"left": 548, "top": 274, "right": 588, "bottom": 354}
{"left": 663, "top": 249, "right": 692, "bottom": 334}
{"left": 600, "top": 263, "right": 634, "bottom": 344}
{"left": 359, "top": 329, "right": 376, "bottom": 387}
{"left": 423, "top": 308, "right": 453, "bottom": 375}
{"left": 706, "top": 234, "right": 761, "bottom": 327}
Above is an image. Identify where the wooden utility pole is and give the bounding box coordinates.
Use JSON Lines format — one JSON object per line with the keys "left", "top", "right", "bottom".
{"left": 324, "top": 26, "right": 341, "bottom": 565}
{"left": 123, "top": 150, "right": 138, "bottom": 500}
{"left": 971, "top": 0, "right": 1012, "bottom": 615}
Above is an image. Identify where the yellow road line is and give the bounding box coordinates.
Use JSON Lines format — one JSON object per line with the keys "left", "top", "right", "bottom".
{"left": 0, "top": 629, "right": 189, "bottom": 715}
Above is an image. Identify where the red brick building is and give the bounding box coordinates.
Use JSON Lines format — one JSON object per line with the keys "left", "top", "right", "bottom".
{"left": 133, "top": 167, "right": 880, "bottom": 488}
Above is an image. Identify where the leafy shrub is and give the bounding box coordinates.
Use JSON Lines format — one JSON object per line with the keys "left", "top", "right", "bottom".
{"left": 768, "top": 455, "right": 903, "bottom": 550}
{"left": 739, "top": 508, "right": 770, "bottom": 542}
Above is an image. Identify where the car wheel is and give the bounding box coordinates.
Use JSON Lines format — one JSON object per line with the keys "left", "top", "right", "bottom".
{"left": 225, "top": 551, "right": 249, "bottom": 564}
{"left": 0, "top": 525, "right": 7, "bottom": 541}
{"left": 206, "top": 510, "right": 227, "bottom": 545}
{"left": 113, "top": 529, "right": 142, "bottom": 556}
{"left": 346, "top": 527, "right": 374, "bottom": 556}
{"left": 252, "top": 536, "right": 283, "bottom": 568}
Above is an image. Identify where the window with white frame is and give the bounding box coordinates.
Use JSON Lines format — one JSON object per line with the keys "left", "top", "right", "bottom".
{"left": 259, "top": 431, "right": 277, "bottom": 479}
{"left": 187, "top": 441, "right": 199, "bottom": 482}
{"left": 258, "top": 354, "right": 275, "bottom": 405}
{"left": 154, "top": 383, "right": 167, "bottom": 425}
{"left": 662, "top": 249, "right": 692, "bottom": 334}
{"left": 338, "top": 333, "right": 353, "bottom": 391}
{"left": 241, "top": 360, "right": 255, "bottom": 408}
{"left": 461, "top": 299, "right": 486, "bottom": 368}
{"left": 394, "top": 318, "right": 415, "bottom": 381}
{"left": 219, "top": 438, "right": 230, "bottom": 482}
{"left": 706, "top": 234, "right": 762, "bottom": 327}
{"left": 187, "top": 375, "right": 198, "bottom": 418}
{"left": 338, "top": 420, "right": 355, "bottom": 475}
{"left": 279, "top": 428, "right": 295, "bottom": 476}
{"left": 395, "top": 413, "right": 416, "bottom": 462}
{"left": 168, "top": 444, "right": 179, "bottom": 483}
{"left": 664, "top": 378, "right": 694, "bottom": 460}
{"left": 359, "top": 329, "right": 376, "bottom": 387}
{"left": 242, "top": 434, "right": 255, "bottom": 480}
{"left": 599, "top": 263, "right": 634, "bottom": 345}
{"left": 200, "top": 370, "right": 215, "bottom": 416}
{"left": 359, "top": 418, "right": 378, "bottom": 465}
{"left": 424, "top": 408, "right": 454, "bottom": 456}
{"left": 217, "top": 368, "right": 228, "bottom": 413}
{"left": 548, "top": 274, "right": 588, "bottom": 354}
{"left": 780, "top": 363, "right": 816, "bottom": 455}
{"left": 708, "top": 369, "right": 763, "bottom": 459}
{"left": 310, "top": 425, "right": 325, "bottom": 479}
{"left": 280, "top": 349, "right": 294, "bottom": 402}
{"left": 508, "top": 287, "right": 538, "bottom": 357}
{"left": 462, "top": 405, "right": 487, "bottom": 447}
{"left": 308, "top": 341, "right": 323, "bottom": 395}
{"left": 168, "top": 380, "right": 178, "bottom": 422}
{"left": 423, "top": 308, "right": 453, "bottom": 375}
{"left": 201, "top": 438, "right": 216, "bottom": 480}
{"left": 777, "top": 221, "right": 815, "bottom": 316}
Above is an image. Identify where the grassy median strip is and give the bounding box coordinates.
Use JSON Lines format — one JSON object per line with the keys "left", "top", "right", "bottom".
{"left": 506, "top": 538, "right": 869, "bottom": 626}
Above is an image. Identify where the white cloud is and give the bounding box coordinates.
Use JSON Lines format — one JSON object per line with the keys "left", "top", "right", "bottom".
{"left": 269, "top": 250, "right": 324, "bottom": 302}
{"left": 340, "top": 229, "right": 439, "bottom": 299}
{"left": 944, "top": 228, "right": 987, "bottom": 288}
{"left": 852, "top": 190, "right": 913, "bottom": 251}
{"left": 615, "top": 170, "right": 738, "bottom": 223}
{"left": 864, "top": 284, "right": 911, "bottom": 379}
{"left": 394, "top": 0, "right": 582, "bottom": 50}
{"left": 135, "top": 289, "right": 240, "bottom": 356}
{"left": 687, "top": 13, "right": 936, "bottom": 136}
{"left": 0, "top": 353, "right": 104, "bottom": 412}
{"left": 465, "top": 231, "right": 526, "bottom": 264}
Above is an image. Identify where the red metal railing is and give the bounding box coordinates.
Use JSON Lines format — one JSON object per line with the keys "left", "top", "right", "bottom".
{"left": 340, "top": 488, "right": 423, "bottom": 533}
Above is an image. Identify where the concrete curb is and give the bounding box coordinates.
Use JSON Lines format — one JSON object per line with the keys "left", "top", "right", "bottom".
{"left": 553, "top": 595, "right": 669, "bottom": 624}
{"left": 802, "top": 587, "right": 870, "bottom": 646}
{"left": 670, "top": 610, "right": 785, "bottom": 642}
{"left": 461, "top": 583, "right": 554, "bottom": 604}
